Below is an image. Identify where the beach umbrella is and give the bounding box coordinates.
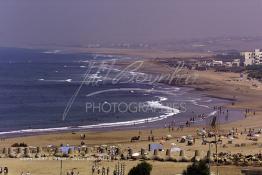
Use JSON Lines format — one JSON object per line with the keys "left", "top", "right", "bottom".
{"left": 131, "top": 153, "right": 140, "bottom": 158}
{"left": 166, "top": 134, "right": 172, "bottom": 139}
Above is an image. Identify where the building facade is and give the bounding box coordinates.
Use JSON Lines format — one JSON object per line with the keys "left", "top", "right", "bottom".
{"left": 242, "top": 49, "right": 262, "bottom": 66}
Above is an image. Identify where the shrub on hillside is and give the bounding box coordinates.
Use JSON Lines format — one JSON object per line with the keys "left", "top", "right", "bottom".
{"left": 128, "top": 161, "right": 152, "bottom": 175}
{"left": 11, "top": 142, "right": 28, "bottom": 147}
{"left": 183, "top": 160, "right": 210, "bottom": 175}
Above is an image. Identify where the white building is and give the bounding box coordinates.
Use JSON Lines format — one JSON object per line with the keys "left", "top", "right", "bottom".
{"left": 232, "top": 59, "right": 240, "bottom": 67}
{"left": 224, "top": 62, "right": 233, "bottom": 67}
{"left": 212, "top": 60, "right": 223, "bottom": 67}
{"left": 242, "top": 49, "right": 262, "bottom": 66}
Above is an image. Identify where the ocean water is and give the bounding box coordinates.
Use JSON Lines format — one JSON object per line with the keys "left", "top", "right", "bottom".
{"left": 0, "top": 48, "right": 244, "bottom": 136}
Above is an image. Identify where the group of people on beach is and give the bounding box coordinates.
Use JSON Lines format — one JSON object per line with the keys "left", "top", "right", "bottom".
{"left": 66, "top": 170, "right": 79, "bottom": 175}
{"left": 92, "top": 165, "right": 110, "bottom": 175}
{"left": 0, "top": 167, "right": 8, "bottom": 175}
{"left": 244, "top": 108, "right": 256, "bottom": 118}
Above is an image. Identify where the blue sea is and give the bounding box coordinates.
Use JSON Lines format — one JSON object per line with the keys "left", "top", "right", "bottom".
{"left": 0, "top": 47, "right": 244, "bottom": 136}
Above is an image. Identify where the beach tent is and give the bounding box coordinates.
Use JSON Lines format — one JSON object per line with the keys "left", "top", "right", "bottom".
{"left": 47, "top": 144, "right": 55, "bottom": 148}
{"left": 131, "top": 152, "right": 140, "bottom": 159}
{"left": 60, "top": 146, "right": 75, "bottom": 154}
{"left": 171, "top": 146, "right": 181, "bottom": 152}
{"left": 166, "top": 135, "right": 172, "bottom": 140}
{"left": 149, "top": 143, "right": 163, "bottom": 151}
{"left": 197, "top": 129, "right": 207, "bottom": 136}
{"left": 186, "top": 135, "right": 193, "bottom": 140}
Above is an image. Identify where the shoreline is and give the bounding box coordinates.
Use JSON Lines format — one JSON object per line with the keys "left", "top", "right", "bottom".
{"left": 0, "top": 112, "right": 243, "bottom": 139}
{"left": 0, "top": 48, "right": 255, "bottom": 138}
{"left": 0, "top": 90, "right": 245, "bottom": 139}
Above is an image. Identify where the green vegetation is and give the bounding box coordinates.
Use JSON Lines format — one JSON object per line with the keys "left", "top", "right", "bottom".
{"left": 246, "top": 65, "right": 262, "bottom": 80}
{"left": 11, "top": 142, "right": 28, "bottom": 147}
{"left": 182, "top": 160, "right": 210, "bottom": 175}
{"left": 128, "top": 161, "right": 152, "bottom": 175}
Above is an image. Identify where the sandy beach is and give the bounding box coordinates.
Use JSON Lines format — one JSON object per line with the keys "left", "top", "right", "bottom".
{"left": 0, "top": 114, "right": 261, "bottom": 175}
{"left": 0, "top": 159, "right": 244, "bottom": 175}
{"left": 43, "top": 47, "right": 214, "bottom": 59}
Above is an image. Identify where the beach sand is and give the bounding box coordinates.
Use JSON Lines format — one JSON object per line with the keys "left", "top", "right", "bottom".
{"left": 0, "top": 112, "right": 261, "bottom": 175}
{"left": 0, "top": 158, "right": 244, "bottom": 175}
{"left": 49, "top": 47, "right": 214, "bottom": 59}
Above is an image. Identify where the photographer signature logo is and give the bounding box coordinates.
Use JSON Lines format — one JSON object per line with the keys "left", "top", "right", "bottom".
{"left": 62, "top": 60, "right": 198, "bottom": 121}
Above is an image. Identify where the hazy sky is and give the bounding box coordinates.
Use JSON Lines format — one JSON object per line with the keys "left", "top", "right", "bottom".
{"left": 0, "top": 0, "right": 262, "bottom": 47}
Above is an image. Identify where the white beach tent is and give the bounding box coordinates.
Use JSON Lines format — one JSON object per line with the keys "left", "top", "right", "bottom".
{"left": 131, "top": 152, "right": 140, "bottom": 159}
{"left": 170, "top": 143, "right": 181, "bottom": 152}
{"left": 171, "top": 147, "right": 181, "bottom": 152}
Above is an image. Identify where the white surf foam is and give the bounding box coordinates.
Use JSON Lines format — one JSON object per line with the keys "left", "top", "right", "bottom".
{"left": 129, "top": 71, "right": 146, "bottom": 76}
{"left": 0, "top": 127, "right": 71, "bottom": 135}
{"left": 0, "top": 111, "right": 178, "bottom": 135}
{"left": 88, "top": 74, "right": 102, "bottom": 79}
{"left": 204, "top": 99, "right": 213, "bottom": 103}
{"left": 146, "top": 101, "right": 179, "bottom": 114}
{"left": 42, "top": 50, "right": 61, "bottom": 54}
{"left": 156, "top": 96, "right": 168, "bottom": 102}
{"left": 190, "top": 99, "right": 210, "bottom": 108}
{"left": 207, "top": 111, "right": 217, "bottom": 117}
{"left": 0, "top": 97, "right": 179, "bottom": 136}
{"left": 65, "top": 79, "right": 72, "bottom": 83}
{"left": 79, "top": 98, "right": 179, "bottom": 129}
{"left": 37, "top": 79, "right": 72, "bottom": 83}
{"left": 78, "top": 113, "right": 175, "bottom": 129}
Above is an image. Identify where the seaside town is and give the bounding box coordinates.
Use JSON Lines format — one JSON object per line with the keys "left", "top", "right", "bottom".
{"left": 159, "top": 49, "right": 262, "bottom": 71}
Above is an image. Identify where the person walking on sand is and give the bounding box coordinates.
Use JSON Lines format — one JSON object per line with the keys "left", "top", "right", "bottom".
{"left": 92, "top": 165, "right": 95, "bottom": 175}
{"left": 4, "top": 167, "right": 8, "bottom": 175}
{"left": 106, "top": 167, "right": 110, "bottom": 175}
{"left": 97, "top": 168, "right": 101, "bottom": 174}
{"left": 102, "top": 167, "right": 105, "bottom": 175}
